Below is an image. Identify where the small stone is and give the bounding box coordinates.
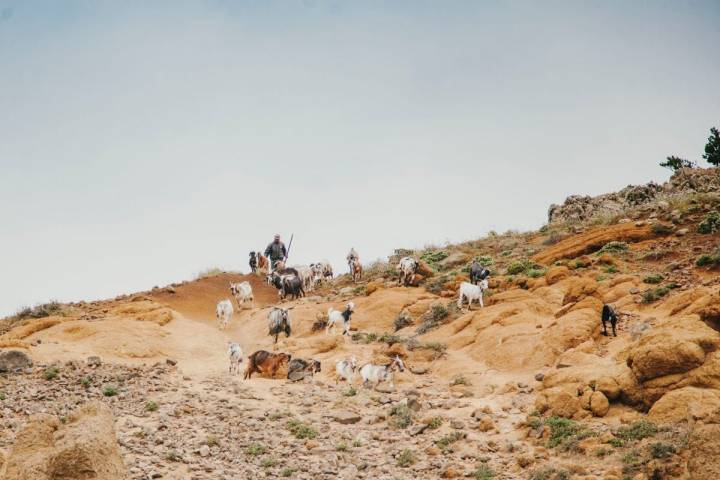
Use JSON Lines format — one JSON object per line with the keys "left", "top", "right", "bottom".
{"left": 86, "top": 356, "right": 102, "bottom": 367}
{"left": 166, "top": 358, "right": 178, "bottom": 366}
{"left": 410, "top": 424, "right": 428, "bottom": 436}
{"left": 534, "top": 373, "right": 545, "bottom": 382}
{"left": 333, "top": 411, "right": 361, "bottom": 425}
{"left": 199, "top": 445, "right": 210, "bottom": 457}
{"left": 450, "top": 420, "right": 464, "bottom": 430}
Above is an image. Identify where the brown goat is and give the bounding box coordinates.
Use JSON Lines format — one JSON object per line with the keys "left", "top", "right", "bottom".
{"left": 244, "top": 350, "right": 291, "bottom": 380}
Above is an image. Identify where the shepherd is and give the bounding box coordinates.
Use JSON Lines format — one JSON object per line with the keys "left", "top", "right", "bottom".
{"left": 264, "top": 234, "right": 288, "bottom": 271}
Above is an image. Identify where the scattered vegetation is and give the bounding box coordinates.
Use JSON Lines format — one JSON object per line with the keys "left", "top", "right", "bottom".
{"left": 605, "top": 265, "right": 619, "bottom": 274}
{"left": 205, "top": 435, "right": 219, "bottom": 447}
{"left": 507, "top": 259, "right": 534, "bottom": 275}
{"left": 396, "top": 449, "right": 415, "bottom": 467}
{"left": 416, "top": 303, "right": 450, "bottom": 334}
{"left": 145, "top": 400, "right": 159, "bottom": 412}
{"left": 472, "top": 463, "right": 495, "bottom": 480}
{"left": 246, "top": 442, "right": 266, "bottom": 456}
{"left": 696, "top": 247, "right": 720, "bottom": 268}
{"left": 544, "top": 417, "right": 595, "bottom": 451}
{"left": 427, "top": 416, "right": 443, "bottom": 429}
{"left": 698, "top": 211, "right": 720, "bottom": 234}
{"left": 280, "top": 467, "right": 297, "bottom": 478}
{"left": 103, "top": 386, "right": 118, "bottom": 397}
{"left": 643, "top": 273, "right": 664, "bottom": 284}
{"left": 286, "top": 419, "right": 317, "bottom": 439}
{"left": 351, "top": 332, "right": 377, "bottom": 344}
{"left": 352, "top": 439, "right": 362, "bottom": 448}
{"left": 703, "top": 126, "right": 720, "bottom": 166}
{"left": 435, "top": 431, "right": 465, "bottom": 453}
{"left": 261, "top": 458, "right": 277, "bottom": 468}
{"left": 336, "top": 442, "right": 348, "bottom": 452}
{"left": 450, "top": 374, "right": 470, "bottom": 386}
{"left": 343, "top": 387, "right": 357, "bottom": 397}
{"left": 44, "top": 366, "right": 59, "bottom": 381}
{"left": 526, "top": 267, "right": 547, "bottom": 278}
{"left": 280, "top": 467, "right": 297, "bottom": 477}
{"left": 81, "top": 377, "right": 91, "bottom": 388}
{"left": 621, "top": 449, "right": 643, "bottom": 475}
{"left": 616, "top": 420, "right": 658, "bottom": 441}
{"left": 13, "top": 301, "right": 63, "bottom": 320}
{"left": 597, "top": 241, "right": 628, "bottom": 255}
{"left": 659, "top": 155, "right": 696, "bottom": 172}
{"left": 642, "top": 286, "right": 670, "bottom": 303}
{"left": 650, "top": 441, "right": 676, "bottom": 459}
{"left": 389, "top": 404, "right": 413, "bottom": 429}
{"left": 378, "top": 332, "right": 403, "bottom": 345}
{"left": 420, "top": 250, "right": 449, "bottom": 270}
{"left": 393, "top": 311, "right": 413, "bottom": 331}
{"left": 530, "top": 467, "right": 570, "bottom": 480}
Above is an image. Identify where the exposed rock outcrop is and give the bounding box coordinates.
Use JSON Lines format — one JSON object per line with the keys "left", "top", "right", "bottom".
{"left": 0, "top": 401, "right": 127, "bottom": 480}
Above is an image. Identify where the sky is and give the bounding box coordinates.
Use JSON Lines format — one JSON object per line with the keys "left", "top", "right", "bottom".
{"left": 1, "top": 0, "right": 719, "bottom": 316}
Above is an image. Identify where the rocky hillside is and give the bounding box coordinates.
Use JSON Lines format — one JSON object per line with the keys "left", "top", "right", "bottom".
{"left": 1, "top": 167, "right": 719, "bottom": 480}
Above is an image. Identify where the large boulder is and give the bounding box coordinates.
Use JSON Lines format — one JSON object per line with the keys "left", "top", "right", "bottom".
{"left": 0, "top": 350, "right": 32, "bottom": 373}
{"left": 648, "top": 387, "right": 720, "bottom": 424}
{"left": 0, "top": 401, "right": 127, "bottom": 480}
{"left": 626, "top": 316, "right": 720, "bottom": 382}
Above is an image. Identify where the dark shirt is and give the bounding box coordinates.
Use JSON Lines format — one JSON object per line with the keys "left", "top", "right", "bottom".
{"left": 264, "top": 241, "right": 287, "bottom": 260}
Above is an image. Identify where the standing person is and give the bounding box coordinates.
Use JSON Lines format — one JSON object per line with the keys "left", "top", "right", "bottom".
{"left": 264, "top": 234, "right": 288, "bottom": 271}
{"left": 249, "top": 251, "right": 258, "bottom": 274}
{"left": 346, "top": 247, "right": 359, "bottom": 273}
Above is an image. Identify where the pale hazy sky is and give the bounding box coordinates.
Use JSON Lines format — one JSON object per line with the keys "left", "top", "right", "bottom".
{"left": 1, "top": 1, "right": 719, "bottom": 316}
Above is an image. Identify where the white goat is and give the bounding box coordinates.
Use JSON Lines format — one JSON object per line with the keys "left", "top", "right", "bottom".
{"left": 216, "top": 299, "right": 234, "bottom": 330}
{"left": 359, "top": 355, "right": 405, "bottom": 389}
{"left": 335, "top": 356, "right": 358, "bottom": 384}
{"left": 457, "top": 280, "right": 489, "bottom": 309}
{"left": 292, "top": 265, "right": 314, "bottom": 293}
{"left": 398, "top": 257, "right": 418, "bottom": 286}
{"left": 326, "top": 301, "right": 355, "bottom": 336}
{"left": 229, "top": 281, "right": 254, "bottom": 309}
{"left": 227, "top": 342, "right": 244, "bottom": 374}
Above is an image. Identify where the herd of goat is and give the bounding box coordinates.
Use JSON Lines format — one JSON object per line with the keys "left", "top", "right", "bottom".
{"left": 216, "top": 255, "right": 492, "bottom": 386}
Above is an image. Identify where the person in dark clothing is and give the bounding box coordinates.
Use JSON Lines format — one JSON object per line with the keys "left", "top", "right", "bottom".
{"left": 249, "top": 251, "right": 258, "bottom": 273}
{"left": 264, "top": 234, "right": 288, "bottom": 270}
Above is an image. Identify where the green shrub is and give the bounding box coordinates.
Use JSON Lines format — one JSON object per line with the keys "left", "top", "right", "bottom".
{"left": 597, "top": 241, "right": 628, "bottom": 255}
{"left": 261, "top": 458, "right": 277, "bottom": 468}
{"left": 643, "top": 273, "right": 664, "bottom": 284}
{"left": 427, "top": 416, "right": 443, "bottom": 429}
{"left": 621, "top": 449, "right": 643, "bottom": 474}
{"left": 545, "top": 417, "right": 581, "bottom": 448}
{"left": 281, "top": 467, "right": 297, "bottom": 477}
{"left": 246, "top": 443, "right": 266, "bottom": 456}
{"left": 696, "top": 247, "right": 720, "bottom": 268}
{"left": 595, "top": 447, "right": 613, "bottom": 457}
{"left": 44, "top": 366, "right": 59, "bottom": 381}
{"left": 378, "top": 332, "right": 403, "bottom": 345}
{"left": 336, "top": 442, "right": 348, "bottom": 452}
{"left": 616, "top": 420, "right": 658, "bottom": 441}
{"left": 389, "top": 404, "right": 413, "bottom": 429}
{"left": 507, "top": 259, "right": 533, "bottom": 275}
{"left": 396, "top": 449, "right": 415, "bottom": 467}
{"left": 473, "top": 463, "right": 495, "bottom": 479}
{"left": 416, "top": 303, "right": 450, "bottom": 334}
{"left": 698, "top": 211, "right": 720, "bottom": 234}
{"left": 286, "top": 419, "right": 317, "bottom": 439}
{"left": 530, "top": 467, "right": 570, "bottom": 480}
{"left": 605, "top": 265, "right": 619, "bottom": 274}
{"left": 103, "top": 386, "right": 118, "bottom": 397}
{"left": 642, "top": 287, "right": 670, "bottom": 303}
{"left": 206, "top": 435, "right": 219, "bottom": 447}
{"left": 352, "top": 439, "right": 362, "bottom": 448}
{"left": 420, "top": 250, "right": 449, "bottom": 268}
{"left": 343, "top": 387, "right": 357, "bottom": 397}
{"left": 145, "top": 401, "right": 159, "bottom": 412}
{"left": 435, "top": 431, "right": 465, "bottom": 453}
{"left": 650, "top": 442, "right": 676, "bottom": 459}
{"left": 81, "top": 377, "right": 91, "bottom": 388}
{"left": 14, "top": 301, "right": 63, "bottom": 320}
{"left": 527, "top": 268, "right": 547, "bottom": 278}
{"left": 394, "top": 311, "right": 413, "bottom": 331}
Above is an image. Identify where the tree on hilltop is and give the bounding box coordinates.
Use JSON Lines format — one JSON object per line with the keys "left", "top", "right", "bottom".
{"left": 703, "top": 126, "right": 720, "bottom": 166}
{"left": 659, "top": 155, "right": 696, "bottom": 172}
